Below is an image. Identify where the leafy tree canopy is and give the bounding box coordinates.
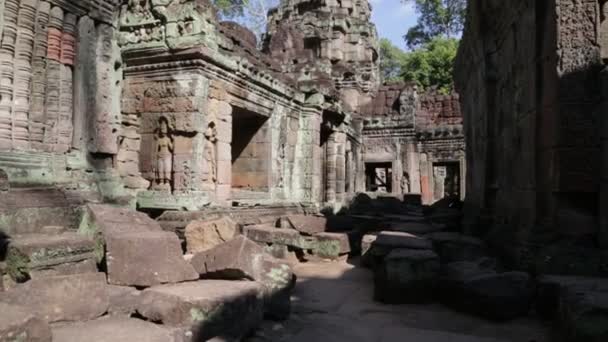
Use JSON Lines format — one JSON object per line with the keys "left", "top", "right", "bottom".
{"left": 400, "top": 37, "right": 459, "bottom": 94}
{"left": 402, "top": 0, "right": 466, "bottom": 49}
{"left": 379, "top": 38, "right": 408, "bottom": 83}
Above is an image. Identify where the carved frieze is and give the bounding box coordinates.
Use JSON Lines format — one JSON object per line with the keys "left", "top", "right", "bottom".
{"left": 118, "top": 0, "right": 219, "bottom": 53}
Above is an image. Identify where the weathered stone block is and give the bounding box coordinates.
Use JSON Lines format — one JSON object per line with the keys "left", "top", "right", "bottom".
{"left": 191, "top": 236, "right": 294, "bottom": 320}
{"left": 184, "top": 217, "right": 239, "bottom": 254}
{"left": 1, "top": 272, "right": 109, "bottom": 323}
{"left": 312, "top": 232, "right": 352, "bottom": 258}
{"left": 374, "top": 249, "right": 440, "bottom": 304}
{"left": 281, "top": 214, "right": 328, "bottom": 235}
{"left": 243, "top": 224, "right": 308, "bottom": 249}
{"left": 440, "top": 262, "right": 533, "bottom": 321}
{"left": 385, "top": 221, "right": 445, "bottom": 234}
{"left": 107, "top": 285, "right": 142, "bottom": 316}
{"left": 6, "top": 232, "right": 97, "bottom": 282}
{"left": 51, "top": 317, "right": 178, "bottom": 342}
{"left": 0, "top": 303, "right": 52, "bottom": 342}
{"left": 427, "top": 232, "right": 488, "bottom": 263}
{"left": 106, "top": 230, "right": 198, "bottom": 287}
{"left": 137, "top": 280, "right": 263, "bottom": 340}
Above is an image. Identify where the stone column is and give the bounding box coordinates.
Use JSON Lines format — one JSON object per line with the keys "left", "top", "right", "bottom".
{"left": 214, "top": 101, "right": 232, "bottom": 204}
{"left": 419, "top": 152, "right": 432, "bottom": 204}
{"left": 335, "top": 129, "right": 346, "bottom": 203}
{"left": 407, "top": 143, "right": 422, "bottom": 194}
{"left": 325, "top": 130, "right": 337, "bottom": 203}
{"left": 294, "top": 107, "right": 322, "bottom": 202}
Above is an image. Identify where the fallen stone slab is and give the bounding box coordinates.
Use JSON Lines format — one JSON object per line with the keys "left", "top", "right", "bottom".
{"left": 184, "top": 217, "right": 239, "bottom": 254}
{"left": 384, "top": 221, "right": 445, "bottom": 234}
{"left": 85, "top": 204, "right": 162, "bottom": 235}
{"left": 382, "top": 214, "right": 427, "bottom": 223}
{"left": 137, "top": 280, "right": 263, "bottom": 341}
{"left": 374, "top": 231, "right": 433, "bottom": 250}
{"left": 440, "top": 262, "right": 533, "bottom": 321}
{"left": 536, "top": 275, "right": 608, "bottom": 320}
{"left": 243, "top": 224, "right": 308, "bottom": 249}
{"left": 191, "top": 236, "right": 294, "bottom": 320}
{"left": 105, "top": 230, "right": 198, "bottom": 287}
{"left": 427, "top": 232, "right": 488, "bottom": 263}
{"left": 374, "top": 249, "right": 440, "bottom": 304}
{"left": 107, "top": 285, "right": 142, "bottom": 316}
{"left": 5, "top": 232, "right": 97, "bottom": 282}
{"left": 362, "top": 231, "right": 432, "bottom": 269}
{"left": 0, "top": 303, "right": 52, "bottom": 342}
{"left": 559, "top": 287, "right": 608, "bottom": 342}
{"left": 52, "top": 317, "right": 178, "bottom": 342}
{"left": 280, "top": 214, "right": 328, "bottom": 235}
{"left": 1, "top": 272, "right": 109, "bottom": 323}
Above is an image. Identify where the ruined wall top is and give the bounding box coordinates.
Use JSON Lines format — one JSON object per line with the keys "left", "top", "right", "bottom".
{"left": 360, "top": 83, "right": 462, "bottom": 132}
{"left": 263, "top": 0, "right": 380, "bottom": 112}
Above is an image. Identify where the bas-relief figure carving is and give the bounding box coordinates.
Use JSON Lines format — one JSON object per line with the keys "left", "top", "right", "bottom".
{"left": 203, "top": 120, "right": 217, "bottom": 185}
{"left": 154, "top": 117, "right": 174, "bottom": 191}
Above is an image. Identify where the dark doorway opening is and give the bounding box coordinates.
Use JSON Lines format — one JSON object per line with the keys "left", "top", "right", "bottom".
{"left": 231, "top": 107, "right": 270, "bottom": 193}
{"left": 365, "top": 162, "right": 393, "bottom": 192}
{"left": 432, "top": 162, "right": 461, "bottom": 201}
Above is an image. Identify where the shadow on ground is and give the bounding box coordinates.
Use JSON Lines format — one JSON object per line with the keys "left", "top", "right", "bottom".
{"left": 246, "top": 258, "right": 550, "bottom": 342}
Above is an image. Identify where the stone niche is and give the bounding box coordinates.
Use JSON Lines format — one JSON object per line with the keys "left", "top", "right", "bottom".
{"left": 122, "top": 70, "right": 213, "bottom": 210}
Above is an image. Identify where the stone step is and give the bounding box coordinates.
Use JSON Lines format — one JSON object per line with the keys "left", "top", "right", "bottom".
{"left": 1, "top": 272, "right": 109, "bottom": 323}
{"left": 137, "top": 280, "right": 264, "bottom": 341}
{"left": 5, "top": 232, "right": 98, "bottom": 283}
{"left": 0, "top": 302, "right": 52, "bottom": 342}
{"left": 52, "top": 317, "right": 178, "bottom": 342}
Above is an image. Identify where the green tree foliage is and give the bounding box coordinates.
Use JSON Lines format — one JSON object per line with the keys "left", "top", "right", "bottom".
{"left": 379, "top": 38, "right": 408, "bottom": 83}
{"left": 403, "top": 0, "right": 466, "bottom": 49}
{"left": 212, "top": 0, "right": 279, "bottom": 40}
{"left": 213, "top": 0, "right": 247, "bottom": 18}
{"left": 400, "top": 37, "right": 459, "bottom": 94}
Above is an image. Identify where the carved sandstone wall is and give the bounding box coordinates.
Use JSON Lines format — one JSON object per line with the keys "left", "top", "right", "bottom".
{"left": 455, "top": 0, "right": 605, "bottom": 272}
{"left": 360, "top": 83, "right": 465, "bottom": 204}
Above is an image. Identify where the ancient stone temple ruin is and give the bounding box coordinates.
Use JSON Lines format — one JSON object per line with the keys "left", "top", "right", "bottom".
{"left": 5, "top": 0, "right": 577, "bottom": 341}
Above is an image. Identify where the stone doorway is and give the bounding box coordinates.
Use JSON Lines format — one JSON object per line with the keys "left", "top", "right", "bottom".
{"left": 365, "top": 162, "right": 393, "bottom": 192}
{"left": 231, "top": 107, "right": 271, "bottom": 198}
{"left": 432, "top": 162, "right": 461, "bottom": 201}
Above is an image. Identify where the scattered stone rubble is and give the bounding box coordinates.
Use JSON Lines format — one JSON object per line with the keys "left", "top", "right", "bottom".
{"left": 0, "top": 204, "right": 296, "bottom": 342}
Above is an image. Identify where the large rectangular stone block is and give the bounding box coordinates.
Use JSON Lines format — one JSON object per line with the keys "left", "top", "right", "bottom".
{"left": 137, "top": 280, "right": 263, "bottom": 340}
{"left": 1, "top": 273, "right": 109, "bottom": 323}
{"left": 106, "top": 230, "right": 198, "bottom": 287}
{"left": 0, "top": 303, "right": 52, "bottom": 342}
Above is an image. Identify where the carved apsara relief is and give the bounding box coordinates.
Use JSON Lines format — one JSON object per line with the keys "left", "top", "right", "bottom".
{"left": 202, "top": 118, "right": 217, "bottom": 185}
{"left": 153, "top": 116, "right": 174, "bottom": 191}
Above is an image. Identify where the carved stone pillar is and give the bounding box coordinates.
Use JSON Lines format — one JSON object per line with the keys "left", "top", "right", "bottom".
{"left": 335, "top": 129, "right": 346, "bottom": 203}
{"left": 325, "top": 130, "right": 337, "bottom": 203}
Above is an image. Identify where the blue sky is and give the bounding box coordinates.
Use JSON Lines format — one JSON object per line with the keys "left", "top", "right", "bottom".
{"left": 369, "top": 0, "right": 417, "bottom": 49}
